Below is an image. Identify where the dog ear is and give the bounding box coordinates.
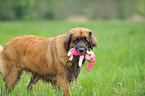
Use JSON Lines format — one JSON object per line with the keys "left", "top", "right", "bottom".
{"left": 64, "top": 33, "right": 72, "bottom": 51}
{"left": 89, "top": 32, "right": 98, "bottom": 49}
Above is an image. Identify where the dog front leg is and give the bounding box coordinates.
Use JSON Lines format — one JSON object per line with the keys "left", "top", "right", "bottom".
{"left": 57, "top": 75, "right": 71, "bottom": 96}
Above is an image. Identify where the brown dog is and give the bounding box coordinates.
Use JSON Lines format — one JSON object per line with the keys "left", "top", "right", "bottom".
{"left": 0, "top": 28, "right": 97, "bottom": 96}
{"left": 0, "top": 45, "right": 3, "bottom": 75}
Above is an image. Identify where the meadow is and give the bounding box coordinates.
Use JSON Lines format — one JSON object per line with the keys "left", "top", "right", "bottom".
{"left": 0, "top": 21, "right": 145, "bottom": 96}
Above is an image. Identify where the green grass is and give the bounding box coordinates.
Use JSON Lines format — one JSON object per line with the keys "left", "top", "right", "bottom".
{"left": 0, "top": 20, "right": 145, "bottom": 96}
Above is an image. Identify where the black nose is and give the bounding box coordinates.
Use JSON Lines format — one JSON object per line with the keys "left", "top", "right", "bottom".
{"left": 78, "top": 48, "right": 85, "bottom": 53}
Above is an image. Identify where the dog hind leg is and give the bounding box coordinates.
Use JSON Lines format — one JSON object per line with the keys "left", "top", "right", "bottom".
{"left": 5, "top": 67, "right": 22, "bottom": 93}
{"left": 27, "top": 74, "right": 39, "bottom": 91}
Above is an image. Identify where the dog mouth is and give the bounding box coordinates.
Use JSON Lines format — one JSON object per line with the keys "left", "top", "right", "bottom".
{"left": 73, "top": 40, "right": 88, "bottom": 54}
{"left": 74, "top": 46, "right": 88, "bottom": 54}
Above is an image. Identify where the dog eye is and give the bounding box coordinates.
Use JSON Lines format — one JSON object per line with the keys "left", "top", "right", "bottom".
{"left": 83, "top": 37, "right": 88, "bottom": 42}
{"left": 73, "top": 37, "right": 78, "bottom": 41}
{"left": 73, "top": 37, "right": 79, "bottom": 44}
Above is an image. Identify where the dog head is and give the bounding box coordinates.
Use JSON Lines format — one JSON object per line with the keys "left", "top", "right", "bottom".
{"left": 64, "top": 28, "right": 98, "bottom": 53}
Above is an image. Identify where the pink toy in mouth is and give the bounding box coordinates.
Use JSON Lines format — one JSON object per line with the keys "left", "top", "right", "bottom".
{"left": 67, "top": 47, "right": 96, "bottom": 71}
{"left": 71, "top": 48, "right": 86, "bottom": 56}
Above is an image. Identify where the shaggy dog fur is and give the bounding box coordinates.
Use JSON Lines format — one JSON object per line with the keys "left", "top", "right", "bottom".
{"left": 0, "top": 45, "right": 3, "bottom": 75}
{"left": 0, "top": 28, "right": 97, "bottom": 96}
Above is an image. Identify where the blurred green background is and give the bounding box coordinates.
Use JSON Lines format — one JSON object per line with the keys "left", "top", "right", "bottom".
{"left": 0, "top": 0, "right": 144, "bottom": 21}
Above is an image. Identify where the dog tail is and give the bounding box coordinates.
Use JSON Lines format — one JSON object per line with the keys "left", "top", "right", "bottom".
{"left": 0, "top": 45, "right": 3, "bottom": 75}
{"left": 0, "top": 45, "right": 3, "bottom": 52}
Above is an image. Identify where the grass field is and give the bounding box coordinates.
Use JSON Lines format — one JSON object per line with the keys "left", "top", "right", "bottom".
{"left": 0, "top": 21, "right": 145, "bottom": 96}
